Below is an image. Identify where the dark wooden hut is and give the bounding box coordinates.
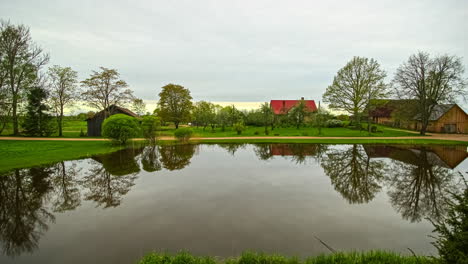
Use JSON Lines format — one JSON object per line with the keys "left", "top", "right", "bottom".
{"left": 86, "top": 105, "right": 139, "bottom": 136}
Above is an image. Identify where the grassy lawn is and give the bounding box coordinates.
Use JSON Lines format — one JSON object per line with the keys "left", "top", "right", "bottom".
{"left": 138, "top": 251, "right": 434, "bottom": 264}
{"left": 0, "top": 140, "right": 124, "bottom": 173}
{"left": 191, "top": 138, "right": 468, "bottom": 145}
{"left": 160, "top": 123, "right": 420, "bottom": 138}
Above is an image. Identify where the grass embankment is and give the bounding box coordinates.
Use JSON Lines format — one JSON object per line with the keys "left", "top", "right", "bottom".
{"left": 0, "top": 140, "right": 125, "bottom": 173}
{"left": 138, "top": 251, "right": 434, "bottom": 264}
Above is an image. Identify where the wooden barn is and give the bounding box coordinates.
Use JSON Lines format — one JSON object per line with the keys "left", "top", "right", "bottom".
{"left": 86, "top": 105, "right": 139, "bottom": 136}
{"left": 414, "top": 104, "right": 468, "bottom": 133}
{"left": 369, "top": 101, "right": 468, "bottom": 134}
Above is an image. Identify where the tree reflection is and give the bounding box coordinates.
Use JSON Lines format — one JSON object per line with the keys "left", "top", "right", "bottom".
{"left": 50, "top": 161, "right": 81, "bottom": 212}
{"left": 253, "top": 144, "right": 273, "bottom": 160}
{"left": 385, "top": 147, "right": 462, "bottom": 223}
{"left": 80, "top": 148, "right": 142, "bottom": 208}
{"left": 320, "top": 144, "right": 385, "bottom": 204}
{"left": 217, "top": 143, "right": 246, "bottom": 156}
{"left": 159, "top": 144, "right": 197, "bottom": 170}
{"left": 0, "top": 167, "right": 54, "bottom": 257}
{"left": 141, "top": 145, "right": 162, "bottom": 172}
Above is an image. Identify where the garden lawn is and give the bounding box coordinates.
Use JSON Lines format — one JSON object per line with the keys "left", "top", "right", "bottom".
{"left": 0, "top": 140, "right": 123, "bottom": 172}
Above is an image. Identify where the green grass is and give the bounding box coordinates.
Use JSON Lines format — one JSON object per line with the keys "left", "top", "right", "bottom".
{"left": 0, "top": 140, "right": 125, "bottom": 173}
{"left": 189, "top": 138, "right": 468, "bottom": 145}
{"left": 138, "top": 251, "right": 435, "bottom": 264}
{"left": 160, "top": 124, "right": 419, "bottom": 138}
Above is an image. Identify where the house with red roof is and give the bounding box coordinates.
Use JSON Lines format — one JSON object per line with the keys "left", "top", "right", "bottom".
{"left": 270, "top": 98, "right": 317, "bottom": 115}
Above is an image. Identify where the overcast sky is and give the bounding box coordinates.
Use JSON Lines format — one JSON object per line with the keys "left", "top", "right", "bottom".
{"left": 1, "top": 0, "right": 467, "bottom": 104}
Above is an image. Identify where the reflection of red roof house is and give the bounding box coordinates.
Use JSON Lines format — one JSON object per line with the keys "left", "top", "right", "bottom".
{"left": 270, "top": 99, "right": 317, "bottom": 115}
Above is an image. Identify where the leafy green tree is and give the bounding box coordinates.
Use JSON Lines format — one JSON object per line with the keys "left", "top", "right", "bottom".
{"left": 311, "top": 107, "right": 328, "bottom": 135}
{"left": 259, "top": 102, "right": 273, "bottom": 134}
{"left": 22, "top": 86, "right": 56, "bottom": 136}
{"left": 323, "top": 57, "right": 387, "bottom": 127}
{"left": 0, "top": 21, "right": 49, "bottom": 135}
{"left": 393, "top": 52, "right": 467, "bottom": 135}
{"left": 141, "top": 115, "right": 160, "bottom": 145}
{"left": 192, "top": 101, "right": 216, "bottom": 130}
{"left": 216, "top": 106, "right": 231, "bottom": 131}
{"left": 81, "top": 67, "right": 134, "bottom": 117}
{"left": 233, "top": 122, "right": 245, "bottom": 135}
{"left": 288, "top": 100, "right": 310, "bottom": 129}
{"left": 47, "top": 65, "right": 78, "bottom": 136}
{"left": 101, "top": 114, "right": 140, "bottom": 144}
{"left": 158, "top": 84, "right": 192, "bottom": 129}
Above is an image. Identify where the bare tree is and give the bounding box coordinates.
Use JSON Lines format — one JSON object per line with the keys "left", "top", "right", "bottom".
{"left": 81, "top": 67, "right": 134, "bottom": 118}
{"left": 0, "top": 21, "right": 49, "bottom": 135}
{"left": 393, "top": 52, "right": 467, "bottom": 135}
{"left": 48, "top": 65, "right": 79, "bottom": 136}
{"left": 131, "top": 98, "right": 146, "bottom": 116}
{"left": 323, "top": 57, "right": 387, "bottom": 127}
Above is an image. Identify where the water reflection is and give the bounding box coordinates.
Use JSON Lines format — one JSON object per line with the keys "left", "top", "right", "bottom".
{"left": 0, "top": 143, "right": 465, "bottom": 260}
{"left": 0, "top": 167, "right": 55, "bottom": 257}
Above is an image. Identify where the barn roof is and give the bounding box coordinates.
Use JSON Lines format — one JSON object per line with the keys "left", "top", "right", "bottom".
{"left": 270, "top": 100, "right": 317, "bottom": 114}
{"left": 414, "top": 104, "right": 459, "bottom": 121}
{"left": 87, "top": 105, "right": 138, "bottom": 120}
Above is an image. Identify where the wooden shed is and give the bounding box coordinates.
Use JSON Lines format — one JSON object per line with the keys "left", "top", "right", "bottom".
{"left": 86, "top": 105, "right": 139, "bottom": 136}
{"left": 414, "top": 104, "right": 468, "bottom": 133}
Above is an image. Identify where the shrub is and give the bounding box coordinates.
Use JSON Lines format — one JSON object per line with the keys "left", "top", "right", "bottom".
{"left": 302, "top": 131, "right": 309, "bottom": 136}
{"left": 274, "top": 133, "right": 280, "bottom": 136}
{"left": 265, "top": 129, "right": 269, "bottom": 135}
{"left": 174, "top": 127, "right": 193, "bottom": 142}
{"left": 79, "top": 128, "right": 86, "bottom": 137}
{"left": 254, "top": 131, "right": 259, "bottom": 135}
{"left": 430, "top": 178, "right": 468, "bottom": 264}
{"left": 233, "top": 122, "right": 245, "bottom": 135}
{"left": 102, "top": 114, "right": 140, "bottom": 144}
{"left": 370, "top": 125, "right": 378, "bottom": 133}
{"left": 325, "top": 119, "right": 343, "bottom": 128}
{"left": 141, "top": 115, "right": 160, "bottom": 144}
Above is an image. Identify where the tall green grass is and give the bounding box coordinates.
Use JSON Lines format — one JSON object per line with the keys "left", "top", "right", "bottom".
{"left": 138, "top": 251, "right": 435, "bottom": 264}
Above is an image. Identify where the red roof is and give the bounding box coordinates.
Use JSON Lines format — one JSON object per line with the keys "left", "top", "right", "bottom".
{"left": 270, "top": 100, "right": 317, "bottom": 114}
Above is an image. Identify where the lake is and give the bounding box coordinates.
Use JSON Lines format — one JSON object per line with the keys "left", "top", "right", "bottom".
{"left": 0, "top": 143, "right": 467, "bottom": 264}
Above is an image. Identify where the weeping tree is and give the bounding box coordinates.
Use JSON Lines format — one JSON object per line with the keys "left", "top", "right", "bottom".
{"left": 393, "top": 52, "right": 467, "bottom": 135}
{"left": 323, "top": 57, "right": 387, "bottom": 128}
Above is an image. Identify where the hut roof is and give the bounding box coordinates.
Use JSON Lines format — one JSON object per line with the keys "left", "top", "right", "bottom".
{"left": 86, "top": 105, "right": 138, "bottom": 120}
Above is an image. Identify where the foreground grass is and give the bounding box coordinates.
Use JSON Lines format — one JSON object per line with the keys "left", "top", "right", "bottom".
{"left": 0, "top": 140, "right": 125, "bottom": 173}
{"left": 138, "top": 251, "right": 435, "bottom": 264}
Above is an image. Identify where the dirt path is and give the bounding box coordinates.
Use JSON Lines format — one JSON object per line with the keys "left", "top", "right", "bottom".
{"left": 1, "top": 135, "right": 468, "bottom": 142}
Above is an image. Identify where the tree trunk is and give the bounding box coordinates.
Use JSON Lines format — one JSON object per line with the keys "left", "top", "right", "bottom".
{"left": 58, "top": 105, "right": 64, "bottom": 136}
{"left": 12, "top": 95, "right": 18, "bottom": 135}
{"left": 175, "top": 122, "right": 179, "bottom": 129}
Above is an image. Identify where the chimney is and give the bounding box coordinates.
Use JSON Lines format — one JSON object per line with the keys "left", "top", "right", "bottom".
{"left": 301, "top": 97, "right": 304, "bottom": 100}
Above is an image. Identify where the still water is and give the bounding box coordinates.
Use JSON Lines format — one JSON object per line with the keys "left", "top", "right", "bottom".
{"left": 0, "top": 143, "right": 467, "bottom": 263}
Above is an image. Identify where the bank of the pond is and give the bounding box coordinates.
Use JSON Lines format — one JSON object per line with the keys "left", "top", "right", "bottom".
{"left": 138, "top": 251, "right": 434, "bottom": 264}
{"left": 0, "top": 140, "right": 126, "bottom": 173}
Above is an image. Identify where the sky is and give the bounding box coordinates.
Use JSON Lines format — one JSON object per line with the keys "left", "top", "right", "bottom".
{"left": 1, "top": 0, "right": 468, "bottom": 111}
